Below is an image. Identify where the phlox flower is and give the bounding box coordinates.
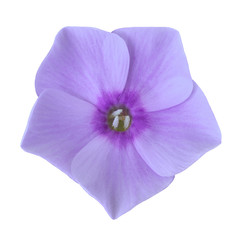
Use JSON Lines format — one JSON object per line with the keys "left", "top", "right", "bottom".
{"left": 21, "top": 27, "right": 221, "bottom": 219}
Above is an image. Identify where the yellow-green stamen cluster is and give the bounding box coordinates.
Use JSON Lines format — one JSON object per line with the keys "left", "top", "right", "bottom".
{"left": 107, "top": 107, "right": 132, "bottom": 132}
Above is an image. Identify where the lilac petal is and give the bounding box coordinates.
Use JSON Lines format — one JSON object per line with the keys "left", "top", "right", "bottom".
{"left": 71, "top": 135, "right": 174, "bottom": 219}
{"left": 134, "top": 82, "right": 221, "bottom": 176}
{"left": 113, "top": 27, "right": 193, "bottom": 112}
{"left": 21, "top": 89, "right": 98, "bottom": 177}
{"left": 35, "top": 27, "right": 129, "bottom": 104}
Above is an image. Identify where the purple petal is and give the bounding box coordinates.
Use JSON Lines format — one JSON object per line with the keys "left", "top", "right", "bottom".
{"left": 71, "top": 135, "right": 174, "bottom": 219}
{"left": 35, "top": 27, "right": 129, "bottom": 104}
{"left": 134, "top": 82, "right": 221, "bottom": 176}
{"left": 113, "top": 27, "right": 193, "bottom": 112}
{"left": 21, "top": 89, "right": 98, "bottom": 177}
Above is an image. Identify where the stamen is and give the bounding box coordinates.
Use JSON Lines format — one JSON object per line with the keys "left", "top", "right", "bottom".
{"left": 111, "top": 109, "right": 123, "bottom": 117}
{"left": 124, "top": 115, "right": 130, "bottom": 130}
{"left": 112, "top": 116, "right": 119, "bottom": 129}
{"left": 107, "top": 106, "right": 132, "bottom": 132}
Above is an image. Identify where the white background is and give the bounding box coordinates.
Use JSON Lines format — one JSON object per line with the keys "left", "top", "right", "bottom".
{"left": 0, "top": 0, "right": 239, "bottom": 239}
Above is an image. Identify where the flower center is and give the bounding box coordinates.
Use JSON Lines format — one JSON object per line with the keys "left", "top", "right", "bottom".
{"left": 107, "top": 106, "right": 132, "bottom": 132}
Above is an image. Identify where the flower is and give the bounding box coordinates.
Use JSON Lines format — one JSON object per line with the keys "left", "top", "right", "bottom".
{"left": 21, "top": 27, "right": 221, "bottom": 219}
